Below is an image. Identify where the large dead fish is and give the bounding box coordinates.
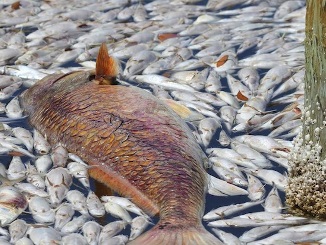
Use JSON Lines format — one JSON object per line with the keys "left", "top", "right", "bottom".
{"left": 20, "top": 44, "right": 220, "bottom": 245}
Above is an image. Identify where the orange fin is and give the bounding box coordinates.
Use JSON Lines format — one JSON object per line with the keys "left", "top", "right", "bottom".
{"left": 95, "top": 43, "right": 119, "bottom": 85}
{"left": 128, "top": 224, "right": 223, "bottom": 245}
{"left": 162, "top": 99, "right": 204, "bottom": 122}
{"left": 88, "top": 164, "right": 159, "bottom": 217}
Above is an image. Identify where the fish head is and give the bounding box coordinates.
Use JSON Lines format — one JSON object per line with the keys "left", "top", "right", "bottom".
{"left": 20, "top": 43, "right": 119, "bottom": 115}
{"left": 20, "top": 43, "right": 120, "bottom": 115}
{"left": 20, "top": 70, "right": 94, "bottom": 115}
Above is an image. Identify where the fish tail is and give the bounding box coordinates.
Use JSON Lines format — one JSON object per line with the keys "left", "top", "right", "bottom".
{"left": 128, "top": 222, "right": 222, "bottom": 245}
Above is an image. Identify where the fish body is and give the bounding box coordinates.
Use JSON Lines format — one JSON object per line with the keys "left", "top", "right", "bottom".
{"left": 20, "top": 44, "right": 220, "bottom": 244}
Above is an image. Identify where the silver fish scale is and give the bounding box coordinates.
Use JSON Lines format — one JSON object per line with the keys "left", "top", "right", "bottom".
{"left": 0, "top": 0, "right": 321, "bottom": 244}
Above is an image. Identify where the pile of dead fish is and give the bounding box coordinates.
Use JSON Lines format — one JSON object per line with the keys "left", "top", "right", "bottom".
{"left": 1, "top": 0, "right": 324, "bottom": 244}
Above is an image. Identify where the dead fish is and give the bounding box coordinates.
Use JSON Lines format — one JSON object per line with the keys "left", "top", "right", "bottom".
{"left": 0, "top": 65, "right": 47, "bottom": 80}
{"left": 203, "top": 200, "right": 263, "bottom": 221}
{"left": 130, "top": 216, "right": 151, "bottom": 240}
{"left": 0, "top": 140, "right": 35, "bottom": 158}
{"left": 110, "top": 43, "right": 149, "bottom": 60}
{"left": 142, "top": 58, "right": 174, "bottom": 75}
{"left": 133, "top": 4, "right": 148, "bottom": 22}
{"left": 55, "top": 203, "right": 75, "bottom": 230}
{"left": 131, "top": 74, "right": 196, "bottom": 92}
{"left": 257, "top": 66, "right": 291, "bottom": 94}
{"left": 50, "top": 48, "right": 84, "bottom": 68}
{"left": 274, "top": 0, "right": 305, "bottom": 19}
{"left": 98, "top": 220, "right": 127, "bottom": 242}
{"left": 211, "top": 228, "right": 241, "bottom": 245}
{"left": 9, "top": 219, "right": 29, "bottom": 244}
{"left": 62, "top": 233, "right": 88, "bottom": 245}
{"left": 28, "top": 196, "right": 55, "bottom": 224}
{"left": 237, "top": 67, "right": 260, "bottom": 93}
{"left": 272, "top": 69, "right": 304, "bottom": 98}
{"left": 20, "top": 43, "right": 220, "bottom": 245}
{"left": 230, "top": 141, "right": 272, "bottom": 168}
{"left": 239, "top": 225, "right": 288, "bottom": 243}
{"left": 198, "top": 117, "right": 221, "bottom": 148}
{"left": 226, "top": 74, "right": 251, "bottom": 99}
{"left": 238, "top": 53, "right": 284, "bottom": 69}
{"left": 5, "top": 96, "right": 23, "bottom": 119}
{"left": 11, "top": 127, "right": 34, "bottom": 152}
{"left": 264, "top": 184, "right": 283, "bottom": 213}
{"left": 0, "top": 186, "right": 28, "bottom": 226}
{"left": 0, "top": 81, "right": 22, "bottom": 101}
{"left": 243, "top": 168, "right": 288, "bottom": 191}
{"left": 82, "top": 221, "right": 101, "bottom": 244}
{"left": 0, "top": 48, "right": 22, "bottom": 66}
{"left": 7, "top": 156, "right": 26, "bottom": 181}
{"left": 0, "top": 76, "right": 21, "bottom": 89}
{"left": 170, "top": 69, "right": 208, "bottom": 91}
{"left": 123, "top": 50, "right": 157, "bottom": 78}
{"left": 59, "top": 9, "right": 94, "bottom": 21}
{"left": 25, "top": 21, "right": 81, "bottom": 41}
{"left": 237, "top": 37, "right": 260, "bottom": 55}
{"left": 27, "top": 227, "right": 62, "bottom": 245}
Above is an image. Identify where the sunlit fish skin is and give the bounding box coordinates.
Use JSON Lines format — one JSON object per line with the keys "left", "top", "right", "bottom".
{"left": 203, "top": 200, "right": 264, "bottom": 221}
{"left": 274, "top": 0, "right": 305, "bottom": 19}
{"left": 0, "top": 81, "right": 22, "bottom": 101}
{"left": 27, "top": 227, "right": 61, "bottom": 245}
{"left": 82, "top": 221, "right": 101, "bottom": 244}
{"left": 9, "top": 219, "right": 28, "bottom": 244}
{"left": 239, "top": 225, "right": 288, "bottom": 243}
{"left": 131, "top": 74, "right": 196, "bottom": 92}
{"left": 28, "top": 196, "right": 55, "bottom": 224}
{"left": 62, "top": 233, "right": 88, "bottom": 244}
{"left": 20, "top": 44, "right": 219, "bottom": 245}
{"left": 246, "top": 173, "right": 265, "bottom": 201}
{"left": 5, "top": 96, "right": 23, "bottom": 119}
{"left": 0, "top": 186, "right": 28, "bottom": 227}
{"left": 226, "top": 74, "right": 251, "bottom": 99}
{"left": 55, "top": 203, "right": 75, "bottom": 230}
{"left": 264, "top": 184, "right": 283, "bottom": 213}
{"left": 247, "top": 229, "right": 326, "bottom": 245}
{"left": 0, "top": 75, "right": 21, "bottom": 89}
{"left": 0, "top": 48, "right": 22, "bottom": 66}
{"left": 7, "top": 156, "right": 26, "bottom": 181}
{"left": 212, "top": 228, "right": 241, "bottom": 245}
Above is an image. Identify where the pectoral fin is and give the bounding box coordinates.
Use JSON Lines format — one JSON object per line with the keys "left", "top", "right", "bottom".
{"left": 162, "top": 99, "right": 204, "bottom": 122}
{"left": 88, "top": 161, "right": 159, "bottom": 217}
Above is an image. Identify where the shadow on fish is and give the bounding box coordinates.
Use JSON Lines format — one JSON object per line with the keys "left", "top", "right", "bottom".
{"left": 20, "top": 43, "right": 221, "bottom": 244}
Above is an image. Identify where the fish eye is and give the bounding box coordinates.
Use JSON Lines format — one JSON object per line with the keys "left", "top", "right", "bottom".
{"left": 110, "top": 77, "right": 119, "bottom": 85}
{"left": 88, "top": 74, "right": 96, "bottom": 81}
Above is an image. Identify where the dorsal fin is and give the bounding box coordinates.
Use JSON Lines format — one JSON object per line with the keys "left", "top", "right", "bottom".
{"left": 95, "top": 43, "right": 119, "bottom": 85}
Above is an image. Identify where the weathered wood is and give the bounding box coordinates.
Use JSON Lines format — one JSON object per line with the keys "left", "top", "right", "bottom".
{"left": 286, "top": 0, "right": 326, "bottom": 219}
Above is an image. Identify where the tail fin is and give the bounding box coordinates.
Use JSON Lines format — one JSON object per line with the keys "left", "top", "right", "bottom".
{"left": 128, "top": 223, "right": 223, "bottom": 245}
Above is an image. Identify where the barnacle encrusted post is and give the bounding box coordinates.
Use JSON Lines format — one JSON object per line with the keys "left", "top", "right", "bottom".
{"left": 286, "top": 0, "right": 326, "bottom": 219}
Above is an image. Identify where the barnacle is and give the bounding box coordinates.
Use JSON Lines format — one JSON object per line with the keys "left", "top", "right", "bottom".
{"left": 286, "top": 129, "right": 326, "bottom": 219}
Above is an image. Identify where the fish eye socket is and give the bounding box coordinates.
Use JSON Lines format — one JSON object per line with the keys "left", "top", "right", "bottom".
{"left": 88, "top": 74, "right": 96, "bottom": 81}
{"left": 110, "top": 77, "right": 118, "bottom": 85}
{"left": 93, "top": 75, "right": 119, "bottom": 85}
